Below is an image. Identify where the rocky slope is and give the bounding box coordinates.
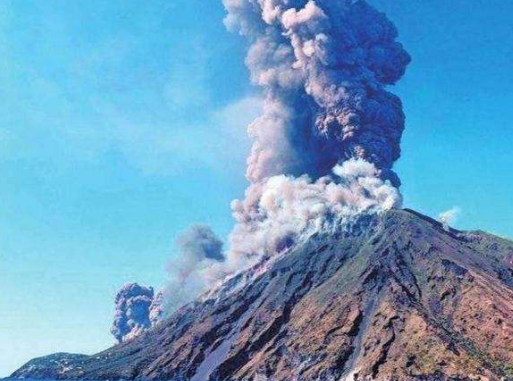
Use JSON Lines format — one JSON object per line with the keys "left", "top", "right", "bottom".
{"left": 11, "top": 209, "right": 513, "bottom": 381}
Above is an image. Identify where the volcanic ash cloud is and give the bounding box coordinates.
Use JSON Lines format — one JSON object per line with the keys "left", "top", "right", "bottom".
{"left": 217, "top": 0, "right": 411, "bottom": 274}
{"left": 224, "top": 0, "right": 410, "bottom": 186}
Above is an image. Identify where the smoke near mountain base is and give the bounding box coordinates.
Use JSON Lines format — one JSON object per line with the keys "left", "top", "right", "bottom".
{"left": 111, "top": 283, "right": 162, "bottom": 343}
{"left": 110, "top": 228, "right": 226, "bottom": 339}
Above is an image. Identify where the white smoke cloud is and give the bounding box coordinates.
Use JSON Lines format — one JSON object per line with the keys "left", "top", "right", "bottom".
{"left": 202, "top": 159, "right": 401, "bottom": 283}
{"left": 439, "top": 207, "right": 462, "bottom": 230}
{"left": 149, "top": 290, "right": 164, "bottom": 326}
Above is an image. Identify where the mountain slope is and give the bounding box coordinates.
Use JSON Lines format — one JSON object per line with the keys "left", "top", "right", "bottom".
{"left": 11, "top": 209, "right": 513, "bottom": 381}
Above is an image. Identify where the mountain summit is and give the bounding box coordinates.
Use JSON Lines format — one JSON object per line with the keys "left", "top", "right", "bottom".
{"left": 11, "top": 209, "right": 513, "bottom": 381}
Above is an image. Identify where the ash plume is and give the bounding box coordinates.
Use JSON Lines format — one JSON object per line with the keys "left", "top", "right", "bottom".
{"left": 224, "top": 0, "right": 410, "bottom": 186}
{"left": 213, "top": 0, "right": 411, "bottom": 276}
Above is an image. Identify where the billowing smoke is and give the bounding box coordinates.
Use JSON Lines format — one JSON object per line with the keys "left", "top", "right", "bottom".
{"left": 229, "top": 160, "right": 400, "bottom": 263}
{"left": 224, "top": 0, "right": 410, "bottom": 186}
{"left": 111, "top": 228, "right": 226, "bottom": 335}
{"left": 211, "top": 0, "right": 411, "bottom": 276}
{"left": 175, "top": 225, "right": 225, "bottom": 275}
{"left": 111, "top": 283, "right": 162, "bottom": 343}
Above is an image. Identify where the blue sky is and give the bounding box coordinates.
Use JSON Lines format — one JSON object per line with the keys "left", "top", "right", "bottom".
{"left": 1, "top": 0, "right": 513, "bottom": 376}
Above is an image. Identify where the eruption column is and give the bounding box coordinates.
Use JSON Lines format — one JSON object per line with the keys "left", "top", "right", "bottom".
{"left": 218, "top": 0, "right": 411, "bottom": 271}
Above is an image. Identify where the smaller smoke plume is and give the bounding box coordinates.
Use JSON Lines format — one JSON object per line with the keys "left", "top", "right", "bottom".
{"left": 111, "top": 283, "right": 160, "bottom": 343}
{"left": 162, "top": 225, "right": 226, "bottom": 312}
{"left": 439, "top": 207, "right": 461, "bottom": 230}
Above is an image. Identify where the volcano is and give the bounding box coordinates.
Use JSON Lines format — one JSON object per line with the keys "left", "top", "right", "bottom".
{"left": 11, "top": 209, "right": 513, "bottom": 381}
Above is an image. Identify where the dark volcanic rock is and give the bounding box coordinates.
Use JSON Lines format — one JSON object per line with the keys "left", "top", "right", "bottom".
{"left": 11, "top": 209, "right": 513, "bottom": 381}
